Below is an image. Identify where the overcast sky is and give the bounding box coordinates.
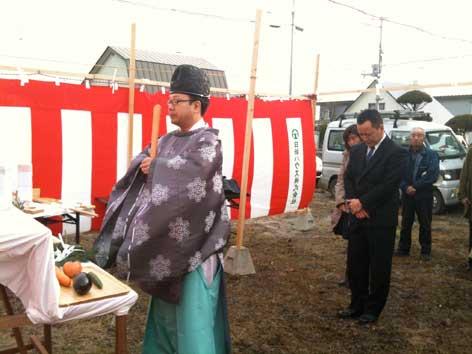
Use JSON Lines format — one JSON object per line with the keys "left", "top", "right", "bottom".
{"left": 1, "top": 0, "right": 471, "bottom": 98}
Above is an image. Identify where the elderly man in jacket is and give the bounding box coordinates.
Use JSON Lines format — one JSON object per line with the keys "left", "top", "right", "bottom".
{"left": 396, "top": 127, "right": 439, "bottom": 260}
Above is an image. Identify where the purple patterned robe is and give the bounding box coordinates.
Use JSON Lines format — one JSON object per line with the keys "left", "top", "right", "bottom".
{"left": 93, "top": 127, "right": 230, "bottom": 303}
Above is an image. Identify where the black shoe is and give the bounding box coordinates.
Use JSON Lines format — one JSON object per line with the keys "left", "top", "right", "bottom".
{"left": 394, "top": 250, "right": 409, "bottom": 257}
{"left": 337, "top": 308, "right": 362, "bottom": 319}
{"left": 337, "top": 279, "right": 349, "bottom": 288}
{"left": 358, "top": 313, "right": 378, "bottom": 325}
{"left": 420, "top": 254, "right": 431, "bottom": 261}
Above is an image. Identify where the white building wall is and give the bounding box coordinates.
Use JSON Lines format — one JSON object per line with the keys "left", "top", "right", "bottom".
{"left": 346, "top": 91, "right": 403, "bottom": 113}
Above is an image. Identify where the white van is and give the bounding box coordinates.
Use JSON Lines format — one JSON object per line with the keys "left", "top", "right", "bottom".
{"left": 319, "top": 112, "right": 467, "bottom": 214}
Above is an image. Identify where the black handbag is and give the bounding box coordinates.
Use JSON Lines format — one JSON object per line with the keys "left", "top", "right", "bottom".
{"left": 223, "top": 177, "right": 241, "bottom": 201}
{"left": 333, "top": 211, "right": 349, "bottom": 238}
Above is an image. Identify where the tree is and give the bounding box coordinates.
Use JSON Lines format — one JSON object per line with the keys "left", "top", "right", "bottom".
{"left": 396, "top": 90, "right": 433, "bottom": 111}
{"left": 445, "top": 114, "right": 472, "bottom": 134}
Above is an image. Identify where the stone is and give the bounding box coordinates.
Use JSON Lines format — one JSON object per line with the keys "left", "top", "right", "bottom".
{"left": 224, "top": 245, "right": 256, "bottom": 275}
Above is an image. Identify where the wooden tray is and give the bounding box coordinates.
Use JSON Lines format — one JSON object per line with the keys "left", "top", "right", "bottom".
{"left": 23, "top": 207, "right": 44, "bottom": 214}
{"left": 33, "top": 197, "right": 60, "bottom": 204}
{"left": 59, "top": 263, "right": 131, "bottom": 308}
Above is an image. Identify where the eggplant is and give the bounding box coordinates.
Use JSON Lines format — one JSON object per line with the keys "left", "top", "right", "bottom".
{"left": 73, "top": 272, "right": 92, "bottom": 295}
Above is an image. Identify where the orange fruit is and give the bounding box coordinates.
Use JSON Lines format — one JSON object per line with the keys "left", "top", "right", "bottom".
{"left": 55, "top": 266, "right": 72, "bottom": 287}
{"left": 62, "top": 261, "right": 82, "bottom": 278}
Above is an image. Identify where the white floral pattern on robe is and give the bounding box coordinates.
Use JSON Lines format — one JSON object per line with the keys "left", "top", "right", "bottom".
{"left": 133, "top": 220, "right": 150, "bottom": 246}
{"left": 221, "top": 204, "right": 230, "bottom": 222}
{"left": 212, "top": 172, "right": 223, "bottom": 194}
{"left": 166, "top": 155, "right": 187, "bottom": 170}
{"left": 199, "top": 144, "right": 217, "bottom": 162}
{"left": 149, "top": 255, "right": 171, "bottom": 281}
{"left": 169, "top": 217, "right": 190, "bottom": 242}
{"left": 204, "top": 210, "right": 216, "bottom": 233}
{"left": 151, "top": 184, "right": 170, "bottom": 206}
{"left": 187, "top": 177, "right": 206, "bottom": 202}
{"left": 188, "top": 251, "right": 202, "bottom": 272}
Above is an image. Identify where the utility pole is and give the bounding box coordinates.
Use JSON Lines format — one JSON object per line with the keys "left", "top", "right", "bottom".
{"left": 363, "top": 17, "right": 384, "bottom": 110}
{"left": 375, "top": 17, "right": 384, "bottom": 110}
{"left": 289, "top": 0, "right": 295, "bottom": 96}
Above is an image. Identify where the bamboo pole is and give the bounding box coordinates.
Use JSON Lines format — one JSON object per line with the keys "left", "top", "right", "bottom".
{"left": 127, "top": 23, "right": 137, "bottom": 167}
{"left": 236, "top": 9, "right": 262, "bottom": 249}
{"left": 150, "top": 104, "right": 161, "bottom": 159}
{"left": 312, "top": 54, "right": 320, "bottom": 125}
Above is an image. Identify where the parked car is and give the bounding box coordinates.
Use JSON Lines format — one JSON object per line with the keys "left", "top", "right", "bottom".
{"left": 316, "top": 156, "right": 322, "bottom": 184}
{"left": 318, "top": 111, "right": 467, "bottom": 214}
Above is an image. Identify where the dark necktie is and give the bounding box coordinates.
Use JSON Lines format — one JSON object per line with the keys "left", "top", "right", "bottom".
{"left": 366, "top": 147, "right": 375, "bottom": 162}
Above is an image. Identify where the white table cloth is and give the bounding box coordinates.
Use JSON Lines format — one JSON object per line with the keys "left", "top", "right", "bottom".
{"left": 0, "top": 206, "right": 138, "bottom": 324}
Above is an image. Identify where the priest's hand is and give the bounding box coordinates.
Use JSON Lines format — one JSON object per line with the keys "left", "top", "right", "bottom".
{"left": 140, "top": 157, "right": 152, "bottom": 175}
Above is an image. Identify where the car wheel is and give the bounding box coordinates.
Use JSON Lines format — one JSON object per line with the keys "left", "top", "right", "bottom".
{"left": 432, "top": 189, "right": 445, "bottom": 214}
{"left": 328, "top": 176, "right": 337, "bottom": 198}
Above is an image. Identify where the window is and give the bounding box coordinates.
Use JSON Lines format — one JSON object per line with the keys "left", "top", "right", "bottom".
{"left": 426, "top": 130, "right": 466, "bottom": 159}
{"left": 327, "top": 130, "right": 344, "bottom": 151}
{"left": 368, "top": 103, "right": 385, "bottom": 110}
{"left": 390, "top": 131, "right": 411, "bottom": 148}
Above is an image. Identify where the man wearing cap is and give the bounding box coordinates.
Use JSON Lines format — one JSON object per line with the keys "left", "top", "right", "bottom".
{"left": 94, "top": 64, "right": 231, "bottom": 354}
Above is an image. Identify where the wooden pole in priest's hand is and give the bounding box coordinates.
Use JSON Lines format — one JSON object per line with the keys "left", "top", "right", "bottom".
{"left": 150, "top": 105, "right": 161, "bottom": 159}
{"left": 224, "top": 9, "right": 262, "bottom": 275}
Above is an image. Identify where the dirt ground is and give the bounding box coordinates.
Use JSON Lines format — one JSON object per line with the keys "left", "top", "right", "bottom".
{"left": 2, "top": 190, "right": 472, "bottom": 353}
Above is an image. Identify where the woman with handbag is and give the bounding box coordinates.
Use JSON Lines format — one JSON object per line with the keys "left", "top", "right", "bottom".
{"left": 331, "top": 124, "right": 361, "bottom": 287}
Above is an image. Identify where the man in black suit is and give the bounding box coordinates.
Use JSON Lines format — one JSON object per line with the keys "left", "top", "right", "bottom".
{"left": 338, "top": 109, "right": 407, "bottom": 324}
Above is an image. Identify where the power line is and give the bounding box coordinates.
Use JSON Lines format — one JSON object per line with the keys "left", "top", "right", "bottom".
{"left": 3, "top": 49, "right": 472, "bottom": 80}
{"left": 113, "top": 0, "right": 254, "bottom": 23}
{"left": 384, "top": 53, "right": 472, "bottom": 68}
{"left": 326, "top": 0, "right": 472, "bottom": 45}
{"left": 320, "top": 53, "right": 472, "bottom": 74}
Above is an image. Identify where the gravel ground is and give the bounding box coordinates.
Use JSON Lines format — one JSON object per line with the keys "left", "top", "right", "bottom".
{"left": 2, "top": 190, "right": 472, "bottom": 353}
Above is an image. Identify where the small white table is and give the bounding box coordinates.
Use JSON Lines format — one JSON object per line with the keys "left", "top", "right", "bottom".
{"left": 24, "top": 202, "right": 95, "bottom": 244}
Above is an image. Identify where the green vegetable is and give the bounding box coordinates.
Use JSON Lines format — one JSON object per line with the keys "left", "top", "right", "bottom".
{"left": 87, "top": 272, "right": 103, "bottom": 289}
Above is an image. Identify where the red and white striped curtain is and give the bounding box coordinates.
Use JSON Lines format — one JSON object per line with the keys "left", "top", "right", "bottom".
{"left": 0, "top": 79, "right": 316, "bottom": 233}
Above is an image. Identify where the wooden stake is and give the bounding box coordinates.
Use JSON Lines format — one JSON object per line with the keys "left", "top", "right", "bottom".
{"left": 236, "top": 9, "right": 262, "bottom": 249}
{"left": 312, "top": 54, "right": 320, "bottom": 125}
{"left": 127, "top": 23, "right": 136, "bottom": 167}
{"left": 150, "top": 104, "right": 161, "bottom": 159}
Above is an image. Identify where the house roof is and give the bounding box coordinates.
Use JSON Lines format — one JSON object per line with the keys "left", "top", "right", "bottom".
{"left": 110, "top": 46, "right": 220, "bottom": 71}
{"left": 427, "top": 86, "right": 472, "bottom": 98}
{"left": 89, "top": 46, "right": 228, "bottom": 91}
